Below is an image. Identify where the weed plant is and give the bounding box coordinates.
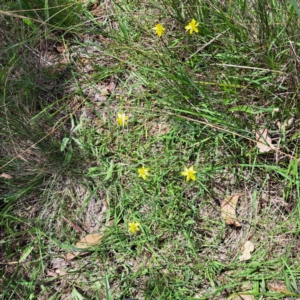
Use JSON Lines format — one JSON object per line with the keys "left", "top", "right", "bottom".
{"left": 1, "top": 0, "right": 300, "bottom": 299}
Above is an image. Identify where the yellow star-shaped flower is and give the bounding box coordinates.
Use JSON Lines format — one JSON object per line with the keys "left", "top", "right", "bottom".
{"left": 152, "top": 24, "right": 166, "bottom": 37}
{"left": 185, "top": 19, "right": 199, "bottom": 35}
{"left": 116, "top": 112, "right": 129, "bottom": 126}
{"left": 181, "top": 165, "right": 197, "bottom": 182}
{"left": 138, "top": 166, "right": 150, "bottom": 180}
{"left": 128, "top": 221, "right": 141, "bottom": 234}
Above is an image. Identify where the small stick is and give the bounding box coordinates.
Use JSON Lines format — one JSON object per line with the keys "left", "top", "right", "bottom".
{"left": 62, "top": 216, "right": 85, "bottom": 233}
{"left": 188, "top": 29, "right": 230, "bottom": 60}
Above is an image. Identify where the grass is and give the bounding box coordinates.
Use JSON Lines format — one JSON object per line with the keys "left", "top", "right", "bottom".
{"left": 1, "top": 0, "right": 300, "bottom": 299}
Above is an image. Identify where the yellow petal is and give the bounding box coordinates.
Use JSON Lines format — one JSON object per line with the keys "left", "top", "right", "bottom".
{"left": 189, "top": 173, "right": 196, "bottom": 181}
{"left": 182, "top": 166, "right": 188, "bottom": 174}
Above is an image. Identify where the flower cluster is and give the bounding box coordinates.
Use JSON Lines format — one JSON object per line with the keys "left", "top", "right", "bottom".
{"left": 137, "top": 165, "right": 197, "bottom": 182}
{"left": 116, "top": 115, "right": 198, "bottom": 234}
{"left": 152, "top": 18, "right": 199, "bottom": 37}
{"left": 116, "top": 112, "right": 198, "bottom": 181}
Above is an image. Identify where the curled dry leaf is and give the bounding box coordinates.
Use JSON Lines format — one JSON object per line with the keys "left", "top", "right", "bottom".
{"left": 221, "top": 194, "right": 243, "bottom": 227}
{"left": 46, "top": 269, "right": 58, "bottom": 277}
{"left": 267, "top": 282, "right": 295, "bottom": 295}
{"left": 255, "top": 129, "right": 274, "bottom": 153}
{"left": 55, "top": 43, "right": 67, "bottom": 53}
{"left": 46, "top": 268, "right": 67, "bottom": 277}
{"left": 239, "top": 241, "right": 254, "bottom": 261}
{"left": 0, "top": 173, "right": 13, "bottom": 179}
{"left": 66, "top": 233, "right": 102, "bottom": 261}
{"left": 276, "top": 117, "right": 294, "bottom": 131}
{"left": 55, "top": 268, "right": 67, "bottom": 276}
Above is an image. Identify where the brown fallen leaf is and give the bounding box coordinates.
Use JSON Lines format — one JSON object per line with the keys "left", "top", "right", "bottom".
{"left": 66, "top": 233, "right": 102, "bottom": 261}
{"left": 267, "top": 282, "right": 295, "bottom": 295}
{"left": 50, "top": 257, "right": 68, "bottom": 269}
{"left": 239, "top": 296, "right": 254, "bottom": 300}
{"left": 55, "top": 43, "right": 67, "bottom": 53}
{"left": 46, "top": 269, "right": 58, "bottom": 277}
{"left": 55, "top": 268, "right": 67, "bottom": 276}
{"left": 0, "top": 173, "right": 13, "bottom": 179}
{"left": 255, "top": 129, "right": 274, "bottom": 153}
{"left": 239, "top": 241, "right": 254, "bottom": 261}
{"left": 276, "top": 117, "right": 294, "bottom": 131}
{"left": 231, "top": 295, "right": 255, "bottom": 300}
{"left": 221, "top": 194, "right": 243, "bottom": 227}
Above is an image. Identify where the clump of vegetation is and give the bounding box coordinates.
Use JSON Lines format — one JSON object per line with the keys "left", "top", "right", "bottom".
{"left": 1, "top": 0, "right": 300, "bottom": 299}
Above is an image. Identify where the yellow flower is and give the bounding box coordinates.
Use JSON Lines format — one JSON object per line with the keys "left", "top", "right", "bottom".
{"left": 128, "top": 221, "right": 141, "bottom": 234}
{"left": 152, "top": 24, "right": 166, "bottom": 37}
{"left": 181, "top": 165, "right": 197, "bottom": 182}
{"left": 185, "top": 19, "right": 199, "bottom": 35}
{"left": 138, "top": 166, "right": 150, "bottom": 180}
{"left": 116, "top": 112, "right": 129, "bottom": 126}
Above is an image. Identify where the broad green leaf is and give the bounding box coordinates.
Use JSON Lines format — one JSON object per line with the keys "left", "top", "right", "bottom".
{"left": 19, "top": 245, "right": 34, "bottom": 262}
{"left": 104, "top": 160, "right": 114, "bottom": 181}
{"left": 60, "top": 137, "right": 70, "bottom": 151}
{"left": 70, "top": 287, "right": 84, "bottom": 300}
{"left": 229, "top": 105, "right": 254, "bottom": 114}
{"left": 105, "top": 275, "right": 113, "bottom": 300}
{"left": 23, "top": 18, "right": 36, "bottom": 29}
{"left": 185, "top": 219, "right": 196, "bottom": 225}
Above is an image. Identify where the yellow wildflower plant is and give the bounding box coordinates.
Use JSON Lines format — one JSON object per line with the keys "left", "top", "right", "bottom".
{"left": 185, "top": 19, "right": 199, "bottom": 35}
{"left": 138, "top": 166, "right": 150, "bottom": 180}
{"left": 181, "top": 165, "right": 197, "bottom": 182}
{"left": 152, "top": 24, "right": 166, "bottom": 37}
{"left": 128, "top": 221, "right": 141, "bottom": 234}
{"left": 116, "top": 112, "right": 129, "bottom": 126}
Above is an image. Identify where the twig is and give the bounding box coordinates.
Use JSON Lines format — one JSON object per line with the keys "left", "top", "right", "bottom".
{"left": 211, "top": 63, "right": 285, "bottom": 74}
{"left": 62, "top": 216, "right": 85, "bottom": 233}
{"left": 188, "top": 29, "right": 230, "bottom": 60}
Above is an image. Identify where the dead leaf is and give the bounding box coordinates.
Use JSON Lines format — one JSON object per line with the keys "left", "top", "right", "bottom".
{"left": 255, "top": 129, "right": 274, "bottom": 152}
{"left": 239, "top": 241, "right": 254, "bottom": 261}
{"left": 50, "top": 257, "right": 68, "bottom": 269}
{"left": 267, "top": 282, "right": 295, "bottom": 295}
{"left": 55, "top": 268, "right": 67, "bottom": 276}
{"left": 102, "top": 199, "right": 108, "bottom": 212}
{"left": 66, "top": 233, "right": 102, "bottom": 261}
{"left": 101, "top": 79, "right": 116, "bottom": 95}
{"left": 0, "top": 173, "right": 13, "bottom": 179}
{"left": 55, "top": 43, "right": 67, "bottom": 53}
{"left": 287, "top": 117, "right": 294, "bottom": 127}
{"left": 231, "top": 295, "right": 255, "bottom": 300}
{"left": 46, "top": 269, "right": 58, "bottom": 277}
{"left": 221, "top": 194, "right": 243, "bottom": 227}
{"left": 276, "top": 117, "right": 294, "bottom": 131}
